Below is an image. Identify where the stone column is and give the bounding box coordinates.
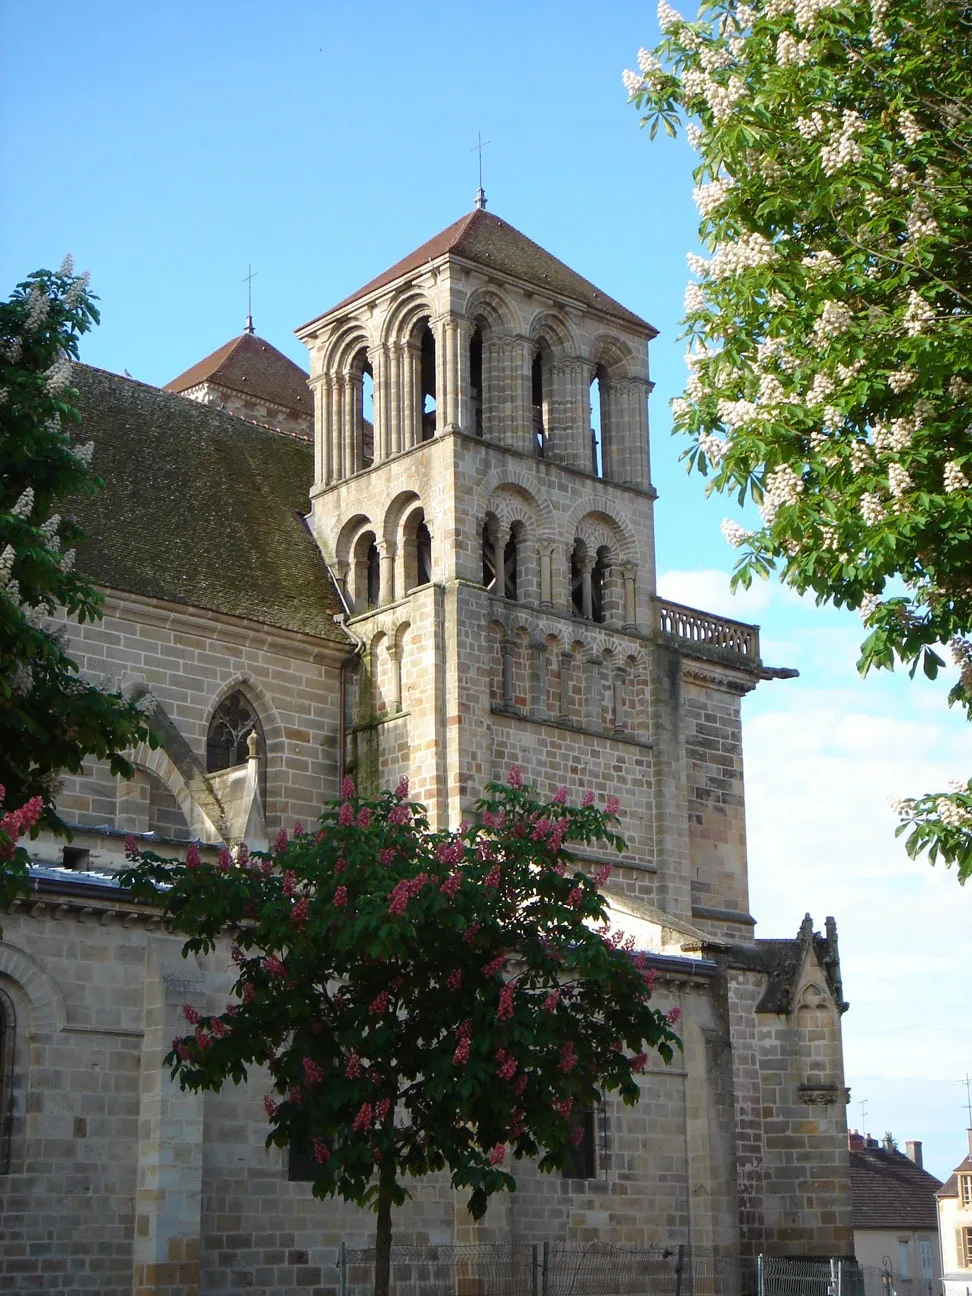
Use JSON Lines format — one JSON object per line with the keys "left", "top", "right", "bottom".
{"left": 379, "top": 541, "right": 396, "bottom": 606}
{"left": 539, "top": 547, "right": 553, "bottom": 610}
{"left": 403, "top": 342, "right": 421, "bottom": 448}
{"left": 443, "top": 315, "right": 470, "bottom": 433}
{"left": 622, "top": 565, "right": 638, "bottom": 632}
{"left": 612, "top": 675, "right": 625, "bottom": 733}
{"left": 579, "top": 554, "right": 594, "bottom": 621}
{"left": 586, "top": 655, "right": 603, "bottom": 729}
{"left": 481, "top": 337, "right": 502, "bottom": 443}
{"left": 341, "top": 371, "right": 358, "bottom": 477}
{"left": 387, "top": 341, "right": 402, "bottom": 456}
{"left": 529, "top": 640, "right": 546, "bottom": 715}
{"left": 387, "top": 643, "right": 402, "bottom": 713}
{"left": 433, "top": 316, "right": 448, "bottom": 437}
{"left": 312, "top": 376, "right": 329, "bottom": 486}
{"left": 132, "top": 946, "right": 205, "bottom": 1296}
{"left": 501, "top": 639, "right": 515, "bottom": 707}
{"left": 368, "top": 346, "right": 387, "bottom": 463}
{"left": 511, "top": 336, "right": 534, "bottom": 455}
{"left": 558, "top": 651, "right": 572, "bottom": 721}
{"left": 329, "top": 376, "right": 344, "bottom": 480}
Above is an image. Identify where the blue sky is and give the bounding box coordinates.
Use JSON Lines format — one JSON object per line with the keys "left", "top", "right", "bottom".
{"left": 2, "top": 1, "right": 968, "bottom": 1180}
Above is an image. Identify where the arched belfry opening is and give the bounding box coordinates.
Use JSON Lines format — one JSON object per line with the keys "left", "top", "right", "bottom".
{"left": 403, "top": 508, "right": 432, "bottom": 592}
{"left": 351, "top": 347, "right": 374, "bottom": 471}
{"left": 590, "top": 366, "right": 606, "bottom": 479}
{"left": 504, "top": 523, "right": 521, "bottom": 601}
{"left": 470, "top": 327, "right": 484, "bottom": 436}
{"left": 420, "top": 325, "right": 436, "bottom": 441}
{"left": 531, "top": 348, "right": 546, "bottom": 458}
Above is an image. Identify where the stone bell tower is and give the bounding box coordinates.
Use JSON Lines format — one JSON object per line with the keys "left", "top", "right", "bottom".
{"left": 297, "top": 205, "right": 761, "bottom": 935}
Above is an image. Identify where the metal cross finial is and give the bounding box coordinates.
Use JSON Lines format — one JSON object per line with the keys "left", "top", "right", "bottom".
{"left": 471, "top": 131, "right": 490, "bottom": 210}
{"left": 243, "top": 264, "right": 257, "bottom": 334}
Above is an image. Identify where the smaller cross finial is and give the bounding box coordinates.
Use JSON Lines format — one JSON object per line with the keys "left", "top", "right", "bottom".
{"left": 242, "top": 264, "right": 258, "bottom": 334}
{"left": 471, "top": 131, "right": 490, "bottom": 210}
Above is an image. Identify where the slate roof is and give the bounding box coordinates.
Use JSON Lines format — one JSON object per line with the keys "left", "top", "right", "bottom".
{"left": 850, "top": 1146, "right": 943, "bottom": 1230}
{"left": 71, "top": 365, "right": 349, "bottom": 643}
{"left": 164, "top": 331, "right": 312, "bottom": 417}
{"left": 301, "top": 208, "right": 656, "bottom": 335}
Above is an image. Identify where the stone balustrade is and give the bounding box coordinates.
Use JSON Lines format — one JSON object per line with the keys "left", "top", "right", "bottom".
{"left": 654, "top": 597, "right": 761, "bottom": 665}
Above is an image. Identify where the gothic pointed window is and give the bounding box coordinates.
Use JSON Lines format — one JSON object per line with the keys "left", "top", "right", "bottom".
{"left": 207, "top": 691, "right": 265, "bottom": 772}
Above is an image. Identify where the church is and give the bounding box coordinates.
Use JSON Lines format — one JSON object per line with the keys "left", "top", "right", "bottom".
{"left": 0, "top": 205, "right": 853, "bottom": 1295}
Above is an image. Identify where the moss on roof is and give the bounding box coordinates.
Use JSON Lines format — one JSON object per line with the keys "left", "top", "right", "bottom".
{"left": 71, "top": 366, "right": 349, "bottom": 643}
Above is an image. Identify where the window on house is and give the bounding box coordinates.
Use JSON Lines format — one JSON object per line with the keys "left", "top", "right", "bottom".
{"left": 562, "top": 1106, "right": 599, "bottom": 1180}
{"left": 897, "top": 1240, "right": 910, "bottom": 1281}
{"left": 959, "top": 1227, "right": 972, "bottom": 1269}
{"left": 961, "top": 1173, "right": 972, "bottom": 1208}
{"left": 0, "top": 988, "right": 14, "bottom": 1174}
{"left": 919, "top": 1240, "right": 933, "bottom": 1279}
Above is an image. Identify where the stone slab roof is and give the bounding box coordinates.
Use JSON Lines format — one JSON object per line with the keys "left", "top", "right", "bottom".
{"left": 850, "top": 1146, "right": 943, "bottom": 1229}
{"left": 727, "top": 914, "right": 847, "bottom": 1014}
{"left": 164, "top": 332, "right": 312, "bottom": 417}
{"left": 71, "top": 365, "right": 349, "bottom": 643}
{"left": 303, "top": 208, "right": 656, "bottom": 334}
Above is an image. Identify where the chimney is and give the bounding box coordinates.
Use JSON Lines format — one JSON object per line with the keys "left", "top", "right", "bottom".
{"left": 882, "top": 1133, "right": 896, "bottom": 1153}
{"left": 865, "top": 1134, "right": 880, "bottom": 1148}
{"left": 848, "top": 1130, "right": 865, "bottom": 1151}
{"left": 905, "top": 1141, "right": 923, "bottom": 1169}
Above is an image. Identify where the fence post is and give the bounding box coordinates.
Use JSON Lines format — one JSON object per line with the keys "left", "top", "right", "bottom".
{"left": 674, "top": 1243, "right": 685, "bottom": 1296}
{"left": 542, "top": 1240, "right": 550, "bottom": 1296}
{"left": 757, "top": 1254, "right": 764, "bottom": 1296}
{"left": 532, "top": 1243, "right": 539, "bottom": 1296}
{"left": 338, "top": 1241, "right": 347, "bottom": 1296}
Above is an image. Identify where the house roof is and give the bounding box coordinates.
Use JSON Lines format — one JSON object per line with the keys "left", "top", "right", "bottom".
{"left": 849, "top": 1146, "right": 943, "bottom": 1230}
{"left": 301, "top": 208, "right": 656, "bottom": 335}
{"left": 164, "top": 331, "right": 312, "bottom": 417}
{"left": 71, "top": 365, "right": 349, "bottom": 643}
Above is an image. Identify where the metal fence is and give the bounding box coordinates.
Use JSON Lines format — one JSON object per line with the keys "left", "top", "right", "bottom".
{"left": 338, "top": 1242, "right": 754, "bottom": 1296}
{"left": 336, "top": 1244, "right": 897, "bottom": 1296}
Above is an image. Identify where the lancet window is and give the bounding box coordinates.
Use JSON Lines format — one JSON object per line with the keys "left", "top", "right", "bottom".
{"left": 207, "top": 691, "right": 265, "bottom": 772}
{"left": 420, "top": 325, "right": 436, "bottom": 441}
{"left": 531, "top": 349, "right": 546, "bottom": 457}
{"left": 470, "top": 327, "right": 484, "bottom": 437}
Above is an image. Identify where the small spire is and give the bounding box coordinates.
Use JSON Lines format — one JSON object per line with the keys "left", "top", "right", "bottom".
{"left": 242, "top": 264, "right": 257, "bottom": 335}
{"left": 471, "top": 132, "right": 490, "bottom": 210}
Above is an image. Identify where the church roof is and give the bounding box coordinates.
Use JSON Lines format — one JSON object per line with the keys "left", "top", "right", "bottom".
{"left": 164, "top": 331, "right": 312, "bottom": 417}
{"left": 301, "top": 208, "right": 656, "bottom": 335}
{"left": 849, "top": 1145, "right": 943, "bottom": 1230}
{"left": 71, "top": 366, "right": 349, "bottom": 643}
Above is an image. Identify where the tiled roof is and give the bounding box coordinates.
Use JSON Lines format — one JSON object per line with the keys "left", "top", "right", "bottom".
{"left": 301, "top": 208, "right": 656, "bottom": 334}
{"left": 164, "top": 331, "right": 312, "bottom": 417}
{"left": 71, "top": 366, "right": 349, "bottom": 643}
{"left": 850, "top": 1147, "right": 943, "bottom": 1229}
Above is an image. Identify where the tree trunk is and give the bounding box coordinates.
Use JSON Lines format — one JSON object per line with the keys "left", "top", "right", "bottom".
{"left": 373, "top": 1160, "right": 395, "bottom": 1296}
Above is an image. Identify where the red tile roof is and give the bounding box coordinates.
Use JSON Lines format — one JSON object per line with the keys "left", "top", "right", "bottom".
{"left": 299, "top": 208, "right": 656, "bottom": 335}
{"left": 165, "top": 332, "right": 312, "bottom": 417}
{"left": 850, "top": 1147, "right": 943, "bottom": 1230}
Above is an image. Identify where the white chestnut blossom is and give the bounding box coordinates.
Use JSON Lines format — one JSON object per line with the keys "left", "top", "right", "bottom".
{"left": 735, "top": 3, "right": 756, "bottom": 26}
{"left": 794, "top": 0, "right": 833, "bottom": 31}
{"left": 812, "top": 299, "right": 853, "bottom": 343}
{"left": 718, "top": 397, "right": 760, "bottom": 428}
{"left": 622, "top": 68, "right": 644, "bottom": 96}
{"left": 820, "top": 523, "right": 839, "bottom": 550}
{"left": 759, "top": 462, "right": 804, "bottom": 523}
{"left": 73, "top": 440, "right": 95, "bottom": 467}
{"left": 23, "top": 285, "right": 50, "bottom": 335}
{"left": 776, "top": 32, "right": 803, "bottom": 65}
{"left": 888, "top": 463, "right": 912, "bottom": 498}
{"left": 860, "top": 491, "right": 886, "bottom": 525}
{"left": 850, "top": 441, "right": 872, "bottom": 473}
{"left": 796, "top": 111, "right": 826, "bottom": 140}
{"left": 657, "top": 0, "right": 684, "bottom": 31}
{"left": 758, "top": 373, "right": 785, "bottom": 404}
{"left": 819, "top": 110, "right": 864, "bottom": 176}
{"left": 61, "top": 548, "right": 76, "bottom": 573}
{"left": 45, "top": 355, "right": 73, "bottom": 394}
{"left": 898, "top": 110, "right": 923, "bottom": 146}
{"left": 700, "top": 43, "right": 734, "bottom": 72}
{"left": 721, "top": 518, "right": 749, "bottom": 547}
{"left": 11, "top": 487, "right": 34, "bottom": 519}
{"left": 802, "top": 249, "right": 840, "bottom": 276}
{"left": 906, "top": 198, "right": 939, "bottom": 243}
{"left": 637, "top": 47, "right": 661, "bottom": 74}
{"left": 944, "top": 460, "right": 968, "bottom": 492}
{"left": 706, "top": 231, "right": 777, "bottom": 281}
{"left": 948, "top": 375, "right": 969, "bottom": 400}
{"left": 686, "top": 123, "right": 703, "bottom": 150}
{"left": 699, "top": 433, "right": 729, "bottom": 463}
{"left": 0, "top": 544, "right": 14, "bottom": 585}
{"left": 63, "top": 270, "right": 91, "bottom": 310}
{"left": 888, "top": 369, "right": 918, "bottom": 394}
{"left": 693, "top": 176, "right": 734, "bottom": 216}
{"left": 904, "top": 290, "right": 935, "bottom": 336}
{"left": 869, "top": 0, "right": 888, "bottom": 44}
{"left": 806, "top": 372, "right": 835, "bottom": 405}
{"left": 936, "top": 797, "right": 972, "bottom": 829}
{"left": 40, "top": 514, "right": 61, "bottom": 551}
{"left": 859, "top": 592, "right": 881, "bottom": 622}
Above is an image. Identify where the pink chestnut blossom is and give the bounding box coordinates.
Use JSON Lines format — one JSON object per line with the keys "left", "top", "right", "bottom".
{"left": 665, "top": 1006, "right": 681, "bottom": 1025}
{"left": 497, "top": 984, "right": 516, "bottom": 1021}
{"left": 333, "top": 885, "right": 348, "bottom": 909}
{"left": 357, "top": 807, "right": 371, "bottom": 828}
{"left": 344, "top": 1051, "right": 361, "bottom": 1078}
{"left": 352, "top": 1102, "right": 372, "bottom": 1132}
{"left": 185, "top": 843, "right": 201, "bottom": 870}
{"left": 303, "top": 1057, "right": 324, "bottom": 1084}
{"left": 313, "top": 1137, "right": 330, "bottom": 1163}
{"left": 507, "top": 765, "right": 522, "bottom": 788}
{"left": 182, "top": 1003, "right": 200, "bottom": 1025}
{"left": 553, "top": 786, "right": 568, "bottom": 805}
{"left": 394, "top": 776, "right": 409, "bottom": 799}
{"left": 338, "top": 802, "right": 355, "bottom": 827}
{"left": 341, "top": 776, "right": 356, "bottom": 799}
{"left": 275, "top": 827, "right": 288, "bottom": 855}
{"left": 488, "top": 1143, "right": 506, "bottom": 1165}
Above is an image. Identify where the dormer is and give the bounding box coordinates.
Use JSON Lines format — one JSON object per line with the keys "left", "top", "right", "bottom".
{"left": 296, "top": 208, "right": 658, "bottom": 492}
